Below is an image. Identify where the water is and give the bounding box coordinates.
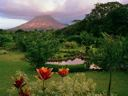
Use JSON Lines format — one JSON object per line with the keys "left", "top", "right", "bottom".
{"left": 46, "top": 58, "right": 85, "bottom": 65}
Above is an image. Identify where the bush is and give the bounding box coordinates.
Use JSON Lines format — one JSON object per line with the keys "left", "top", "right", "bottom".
{"left": 25, "top": 32, "right": 60, "bottom": 68}
{"left": 80, "top": 32, "right": 97, "bottom": 46}
{"left": 8, "top": 71, "right": 118, "bottom": 96}
{"left": 8, "top": 71, "right": 109, "bottom": 96}
{"left": 67, "top": 35, "right": 82, "bottom": 44}
{"left": 0, "top": 33, "right": 13, "bottom": 47}
{"left": 31, "top": 73, "right": 96, "bottom": 96}
{"left": 63, "top": 41, "right": 78, "bottom": 49}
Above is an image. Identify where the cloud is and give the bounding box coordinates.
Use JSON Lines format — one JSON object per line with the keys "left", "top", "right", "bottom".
{"left": 0, "top": 0, "right": 126, "bottom": 24}
{"left": 0, "top": 0, "right": 66, "bottom": 18}
{"left": 0, "top": 17, "right": 27, "bottom": 29}
{"left": 120, "top": 0, "right": 128, "bottom": 4}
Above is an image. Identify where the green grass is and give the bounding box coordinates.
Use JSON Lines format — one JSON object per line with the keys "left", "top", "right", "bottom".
{"left": 0, "top": 51, "right": 128, "bottom": 96}
{"left": 84, "top": 71, "right": 128, "bottom": 96}
{"left": 0, "top": 51, "right": 35, "bottom": 96}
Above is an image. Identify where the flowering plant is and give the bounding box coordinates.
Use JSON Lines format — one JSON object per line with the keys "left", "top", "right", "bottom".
{"left": 12, "top": 71, "right": 30, "bottom": 96}
{"left": 36, "top": 67, "right": 53, "bottom": 80}
{"left": 58, "top": 68, "right": 69, "bottom": 77}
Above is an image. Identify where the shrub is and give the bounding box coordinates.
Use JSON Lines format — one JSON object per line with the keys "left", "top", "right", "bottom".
{"left": 63, "top": 41, "right": 78, "bottom": 49}
{"left": 0, "top": 33, "right": 13, "bottom": 47}
{"left": 31, "top": 73, "right": 96, "bottom": 96}
{"left": 25, "top": 32, "right": 60, "bottom": 68}
{"left": 8, "top": 71, "right": 119, "bottom": 96}
{"left": 7, "top": 71, "right": 30, "bottom": 96}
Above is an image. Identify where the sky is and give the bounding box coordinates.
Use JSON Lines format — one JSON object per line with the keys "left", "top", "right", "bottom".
{"left": 0, "top": 0, "right": 128, "bottom": 29}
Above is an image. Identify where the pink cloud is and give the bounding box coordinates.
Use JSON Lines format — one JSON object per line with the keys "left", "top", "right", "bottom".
{"left": 0, "top": 0, "right": 127, "bottom": 24}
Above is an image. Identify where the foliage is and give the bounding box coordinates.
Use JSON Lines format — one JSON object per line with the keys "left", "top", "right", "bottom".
{"left": 80, "top": 31, "right": 96, "bottom": 46}
{"left": 59, "top": 2, "right": 128, "bottom": 37}
{"left": 86, "top": 33, "right": 128, "bottom": 96}
{"left": 8, "top": 71, "right": 114, "bottom": 96}
{"left": 86, "top": 2, "right": 122, "bottom": 20}
{"left": 66, "top": 35, "right": 82, "bottom": 44}
{"left": 7, "top": 71, "right": 30, "bottom": 96}
{"left": 88, "top": 33, "right": 125, "bottom": 70}
{"left": 14, "top": 32, "right": 30, "bottom": 51}
{"left": 31, "top": 74, "right": 97, "bottom": 96}
{"left": 63, "top": 41, "right": 78, "bottom": 49}
{"left": 104, "top": 5, "right": 128, "bottom": 35}
{"left": 25, "top": 32, "right": 60, "bottom": 68}
{"left": 0, "top": 32, "right": 13, "bottom": 48}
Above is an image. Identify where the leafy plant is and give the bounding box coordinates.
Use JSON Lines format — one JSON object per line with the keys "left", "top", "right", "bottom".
{"left": 87, "top": 33, "right": 125, "bottom": 96}
{"left": 25, "top": 32, "right": 60, "bottom": 68}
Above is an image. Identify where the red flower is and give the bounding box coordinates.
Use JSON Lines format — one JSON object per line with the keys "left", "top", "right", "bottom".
{"left": 58, "top": 68, "right": 69, "bottom": 77}
{"left": 36, "top": 67, "right": 53, "bottom": 80}
{"left": 14, "top": 76, "right": 24, "bottom": 88}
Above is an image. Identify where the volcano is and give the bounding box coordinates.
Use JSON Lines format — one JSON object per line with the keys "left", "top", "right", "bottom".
{"left": 12, "top": 15, "right": 65, "bottom": 31}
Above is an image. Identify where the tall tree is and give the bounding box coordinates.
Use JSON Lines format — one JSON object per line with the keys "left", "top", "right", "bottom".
{"left": 104, "top": 5, "right": 128, "bottom": 35}
{"left": 85, "top": 2, "right": 122, "bottom": 36}
{"left": 86, "top": 2, "right": 122, "bottom": 20}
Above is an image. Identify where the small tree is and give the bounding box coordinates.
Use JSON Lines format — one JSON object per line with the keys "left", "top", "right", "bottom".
{"left": 88, "top": 33, "right": 124, "bottom": 96}
{"left": 26, "top": 32, "right": 60, "bottom": 68}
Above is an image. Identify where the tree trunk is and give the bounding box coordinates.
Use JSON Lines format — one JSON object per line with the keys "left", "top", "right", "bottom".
{"left": 107, "top": 67, "right": 112, "bottom": 96}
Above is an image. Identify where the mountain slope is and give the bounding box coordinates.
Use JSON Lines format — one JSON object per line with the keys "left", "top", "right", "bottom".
{"left": 12, "top": 15, "right": 65, "bottom": 31}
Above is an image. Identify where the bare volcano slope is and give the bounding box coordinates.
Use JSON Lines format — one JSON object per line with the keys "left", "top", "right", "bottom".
{"left": 12, "top": 15, "right": 65, "bottom": 31}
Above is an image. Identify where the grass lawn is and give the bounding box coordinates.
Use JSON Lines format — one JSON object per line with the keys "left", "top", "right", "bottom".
{"left": 0, "top": 51, "right": 128, "bottom": 96}
{"left": 0, "top": 51, "right": 36, "bottom": 96}
{"left": 85, "top": 71, "right": 128, "bottom": 96}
